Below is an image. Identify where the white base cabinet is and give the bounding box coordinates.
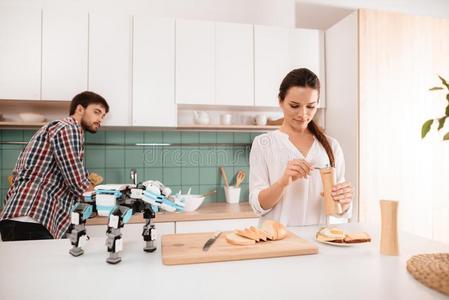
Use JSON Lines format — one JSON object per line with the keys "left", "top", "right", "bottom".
{"left": 175, "top": 218, "right": 258, "bottom": 233}
{"left": 86, "top": 222, "right": 175, "bottom": 239}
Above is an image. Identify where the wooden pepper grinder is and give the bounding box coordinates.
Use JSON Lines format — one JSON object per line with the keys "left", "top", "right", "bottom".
{"left": 380, "top": 200, "right": 399, "bottom": 256}
{"left": 320, "top": 167, "right": 343, "bottom": 216}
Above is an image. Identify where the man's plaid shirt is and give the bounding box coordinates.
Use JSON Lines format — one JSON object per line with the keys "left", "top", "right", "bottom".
{"left": 0, "top": 117, "right": 90, "bottom": 238}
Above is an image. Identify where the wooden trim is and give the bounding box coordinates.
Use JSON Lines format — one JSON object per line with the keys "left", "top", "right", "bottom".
{"left": 86, "top": 202, "right": 257, "bottom": 225}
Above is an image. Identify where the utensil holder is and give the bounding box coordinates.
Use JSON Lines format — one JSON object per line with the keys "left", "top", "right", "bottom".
{"left": 224, "top": 186, "right": 240, "bottom": 204}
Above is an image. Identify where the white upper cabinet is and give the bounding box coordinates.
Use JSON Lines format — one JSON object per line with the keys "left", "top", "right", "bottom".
{"left": 0, "top": 7, "right": 41, "bottom": 100}
{"left": 289, "top": 28, "right": 324, "bottom": 107}
{"left": 215, "top": 22, "right": 254, "bottom": 106}
{"left": 289, "top": 28, "right": 320, "bottom": 78}
{"left": 133, "top": 17, "right": 176, "bottom": 127}
{"left": 175, "top": 19, "right": 215, "bottom": 105}
{"left": 254, "top": 25, "right": 290, "bottom": 107}
{"left": 42, "top": 9, "right": 88, "bottom": 101}
{"left": 89, "top": 13, "right": 132, "bottom": 126}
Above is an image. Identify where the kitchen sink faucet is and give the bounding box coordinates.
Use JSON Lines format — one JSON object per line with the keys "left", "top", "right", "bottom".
{"left": 130, "top": 169, "right": 137, "bottom": 185}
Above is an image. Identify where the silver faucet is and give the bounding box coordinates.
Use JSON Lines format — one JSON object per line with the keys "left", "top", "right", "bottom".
{"left": 130, "top": 168, "right": 137, "bottom": 185}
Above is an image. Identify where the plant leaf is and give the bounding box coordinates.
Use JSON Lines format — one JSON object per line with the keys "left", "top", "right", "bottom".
{"left": 422, "top": 119, "right": 434, "bottom": 138}
{"left": 444, "top": 132, "right": 449, "bottom": 141}
{"left": 438, "top": 75, "right": 449, "bottom": 90}
{"left": 447, "top": 94, "right": 449, "bottom": 102}
{"left": 429, "top": 86, "right": 444, "bottom": 91}
{"left": 438, "top": 117, "right": 446, "bottom": 130}
{"left": 446, "top": 105, "right": 449, "bottom": 116}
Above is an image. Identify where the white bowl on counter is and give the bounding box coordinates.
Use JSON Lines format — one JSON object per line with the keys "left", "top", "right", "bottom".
{"left": 19, "top": 113, "right": 46, "bottom": 123}
{"left": 180, "top": 195, "right": 205, "bottom": 212}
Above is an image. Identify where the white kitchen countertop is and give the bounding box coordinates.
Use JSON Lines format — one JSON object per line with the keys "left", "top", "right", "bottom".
{"left": 1, "top": 223, "right": 448, "bottom": 300}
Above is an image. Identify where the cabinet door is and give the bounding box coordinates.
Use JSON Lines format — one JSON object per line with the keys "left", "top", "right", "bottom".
{"left": 175, "top": 19, "right": 214, "bottom": 105}
{"left": 289, "top": 28, "right": 324, "bottom": 107}
{"left": 175, "top": 218, "right": 258, "bottom": 233}
{"left": 254, "top": 25, "right": 290, "bottom": 107}
{"left": 215, "top": 22, "right": 254, "bottom": 106}
{"left": 86, "top": 222, "right": 175, "bottom": 246}
{"left": 42, "top": 9, "right": 88, "bottom": 101}
{"left": 0, "top": 7, "right": 41, "bottom": 100}
{"left": 89, "top": 13, "right": 132, "bottom": 126}
{"left": 133, "top": 17, "right": 176, "bottom": 127}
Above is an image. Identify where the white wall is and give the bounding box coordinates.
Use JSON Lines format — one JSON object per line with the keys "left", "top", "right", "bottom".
{"left": 358, "top": 10, "right": 449, "bottom": 243}
{"left": 0, "top": 0, "right": 296, "bottom": 27}
{"left": 324, "top": 12, "right": 358, "bottom": 221}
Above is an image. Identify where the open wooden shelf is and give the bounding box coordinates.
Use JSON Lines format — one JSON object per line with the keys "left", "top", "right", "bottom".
{"left": 0, "top": 121, "right": 280, "bottom": 131}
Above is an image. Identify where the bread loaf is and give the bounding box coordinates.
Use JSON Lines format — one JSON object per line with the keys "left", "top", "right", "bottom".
{"left": 225, "top": 233, "right": 256, "bottom": 245}
{"left": 225, "top": 220, "right": 289, "bottom": 246}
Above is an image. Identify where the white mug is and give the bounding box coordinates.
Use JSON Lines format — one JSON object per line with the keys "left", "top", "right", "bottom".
{"left": 220, "top": 114, "right": 232, "bottom": 125}
{"left": 255, "top": 114, "right": 267, "bottom": 126}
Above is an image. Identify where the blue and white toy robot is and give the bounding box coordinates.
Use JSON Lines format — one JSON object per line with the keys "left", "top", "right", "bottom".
{"left": 67, "top": 180, "right": 184, "bottom": 264}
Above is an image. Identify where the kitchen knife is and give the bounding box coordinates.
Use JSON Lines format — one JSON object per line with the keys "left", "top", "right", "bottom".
{"left": 202, "top": 232, "right": 222, "bottom": 251}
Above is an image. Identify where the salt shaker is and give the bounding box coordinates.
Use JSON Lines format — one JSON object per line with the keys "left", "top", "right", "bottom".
{"left": 380, "top": 200, "right": 399, "bottom": 256}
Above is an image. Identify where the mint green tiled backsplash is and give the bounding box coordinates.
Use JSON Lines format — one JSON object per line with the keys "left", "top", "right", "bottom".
{"left": 0, "top": 130, "right": 262, "bottom": 208}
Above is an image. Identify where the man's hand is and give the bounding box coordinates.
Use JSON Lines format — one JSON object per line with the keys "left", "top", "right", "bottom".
{"left": 88, "top": 172, "right": 103, "bottom": 186}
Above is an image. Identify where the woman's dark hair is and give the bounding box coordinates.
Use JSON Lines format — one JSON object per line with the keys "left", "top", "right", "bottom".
{"left": 278, "top": 68, "right": 335, "bottom": 167}
{"left": 69, "top": 91, "right": 109, "bottom": 115}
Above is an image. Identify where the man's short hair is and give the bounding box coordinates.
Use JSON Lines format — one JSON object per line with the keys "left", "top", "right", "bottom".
{"left": 69, "top": 91, "right": 109, "bottom": 115}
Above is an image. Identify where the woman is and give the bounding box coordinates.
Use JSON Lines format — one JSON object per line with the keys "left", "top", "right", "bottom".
{"left": 249, "top": 68, "right": 353, "bottom": 226}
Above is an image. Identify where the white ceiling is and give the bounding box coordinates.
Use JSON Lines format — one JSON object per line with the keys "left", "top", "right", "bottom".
{"left": 295, "top": 1, "right": 354, "bottom": 30}
{"left": 296, "top": 0, "right": 449, "bottom": 30}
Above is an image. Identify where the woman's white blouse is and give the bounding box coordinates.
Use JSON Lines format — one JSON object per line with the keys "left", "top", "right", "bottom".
{"left": 249, "top": 130, "right": 351, "bottom": 226}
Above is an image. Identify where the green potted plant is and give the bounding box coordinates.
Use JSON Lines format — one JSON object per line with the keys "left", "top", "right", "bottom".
{"left": 421, "top": 75, "right": 449, "bottom": 140}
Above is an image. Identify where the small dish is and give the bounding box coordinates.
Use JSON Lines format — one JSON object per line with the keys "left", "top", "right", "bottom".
{"left": 19, "top": 113, "right": 46, "bottom": 123}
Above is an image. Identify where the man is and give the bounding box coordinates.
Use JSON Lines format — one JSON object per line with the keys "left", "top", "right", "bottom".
{"left": 0, "top": 91, "right": 109, "bottom": 241}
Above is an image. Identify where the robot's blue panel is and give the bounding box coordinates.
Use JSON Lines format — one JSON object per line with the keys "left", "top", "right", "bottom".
{"left": 96, "top": 189, "right": 122, "bottom": 197}
{"left": 96, "top": 205, "right": 115, "bottom": 216}
{"left": 82, "top": 205, "right": 93, "bottom": 220}
{"left": 122, "top": 208, "right": 133, "bottom": 224}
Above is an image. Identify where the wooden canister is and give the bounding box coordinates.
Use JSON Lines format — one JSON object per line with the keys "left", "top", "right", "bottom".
{"left": 320, "top": 167, "right": 342, "bottom": 216}
{"left": 380, "top": 200, "right": 399, "bottom": 256}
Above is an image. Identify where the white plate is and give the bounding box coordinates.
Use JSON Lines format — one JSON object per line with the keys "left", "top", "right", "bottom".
{"left": 315, "top": 234, "right": 371, "bottom": 247}
{"left": 315, "top": 237, "right": 352, "bottom": 247}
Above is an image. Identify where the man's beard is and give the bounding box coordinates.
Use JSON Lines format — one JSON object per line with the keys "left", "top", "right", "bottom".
{"left": 81, "top": 119, "right": 97, "bottom": 133}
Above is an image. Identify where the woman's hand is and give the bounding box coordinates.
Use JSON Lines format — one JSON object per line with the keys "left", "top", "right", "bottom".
{"left": 278, "top": 159, "right": 312, "bottom": 187}
{"left": 331, "top": 181, "right": 353, "bottom": 204}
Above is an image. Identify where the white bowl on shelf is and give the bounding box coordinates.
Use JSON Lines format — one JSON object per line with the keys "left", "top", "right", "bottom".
{"left": 19, "top": 113, "right": 46, "bottom": 123}
{"left": 180, "top": 195, "right": 205, "bottom": 212}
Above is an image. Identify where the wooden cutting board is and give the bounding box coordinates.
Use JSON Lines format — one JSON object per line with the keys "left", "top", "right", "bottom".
{"left": 161, "top": 230, "right": 318, "bottom": 265}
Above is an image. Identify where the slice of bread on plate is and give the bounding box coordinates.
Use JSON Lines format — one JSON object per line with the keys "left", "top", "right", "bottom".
{"left": 344, "top": 232, "right": 371, "bottom": 243}
{"left": 316, "top": 227, "right": 346, "bottom": 243}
